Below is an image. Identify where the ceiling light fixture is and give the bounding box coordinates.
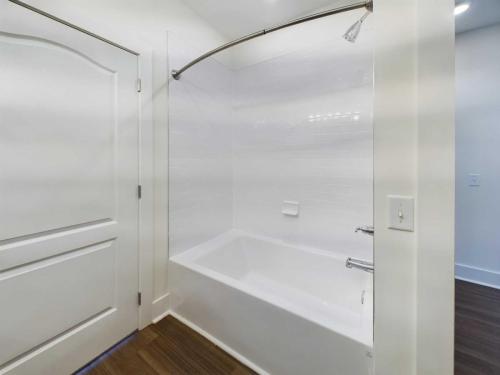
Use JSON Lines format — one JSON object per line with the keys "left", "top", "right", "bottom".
{"left": 454, "top": 3, "right": 470, "bottom": 16}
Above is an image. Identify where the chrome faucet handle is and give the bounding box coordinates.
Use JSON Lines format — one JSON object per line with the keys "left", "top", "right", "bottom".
{"left": 355, "top": 225, "right": 374, "bottom": 235}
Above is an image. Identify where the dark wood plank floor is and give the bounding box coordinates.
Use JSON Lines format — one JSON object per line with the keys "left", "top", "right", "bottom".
{"left": 76, "top": 280, "right": 500, "bottom": 375}
{"left": 456, "top": 279, "right": 500, "bottom": 375}
{"left": 76, "top": 316, "right": 256, "bottom": 375}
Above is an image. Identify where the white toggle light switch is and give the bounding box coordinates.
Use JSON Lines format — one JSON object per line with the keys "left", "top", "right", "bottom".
{"left": 388, "top": 195, "right": 414, "bottom": 231}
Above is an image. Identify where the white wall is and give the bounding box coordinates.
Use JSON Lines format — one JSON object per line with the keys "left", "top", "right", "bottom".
{"left": 232, "top": 33, "right": 373, "bottom": 259}
{"left": 19, "top": 0, "right": 228, "bottom": 322}
{"left": 168, "top": 38, "right": 234, "bottom": 256}
{"left": 455, "top": 24, "right": 500, "bottom": 288}
{"left": 373, "top": 0, "right": 455, "bottom": 374}
{"left": 416, "top": 0, "right": 455, "bottom": 374}
{"left": 373, "top": 1, "right": 417, "bottom": 372}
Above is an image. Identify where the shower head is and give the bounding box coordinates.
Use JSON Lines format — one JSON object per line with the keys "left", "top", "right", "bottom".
{"left": 343, "top": 10, "right": 371, "bottom": 43}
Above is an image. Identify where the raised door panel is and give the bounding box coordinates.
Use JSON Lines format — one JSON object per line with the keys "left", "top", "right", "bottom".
{"left": 0, "top": 32, "right": 116, "bottom": 240}
{"left": 0, "top": 241, "right": 116, "bottom": 365}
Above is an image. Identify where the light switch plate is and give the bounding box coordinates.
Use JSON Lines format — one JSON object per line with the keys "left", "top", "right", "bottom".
{"left": 468, "top": 173, "right": 480, "bottom": 187}
{"left": 388, "top": 195, "right": 414, "bottom": 231}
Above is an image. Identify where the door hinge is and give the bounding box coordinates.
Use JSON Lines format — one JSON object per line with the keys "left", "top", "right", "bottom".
{"left": 138, "top": 292, "right": 142, "bottom": 306}
{"left": 136, "top": 78, "right": 142, "bottom": 93}
{"left": 137, "top": 185, "right": 142, "bottom": 199}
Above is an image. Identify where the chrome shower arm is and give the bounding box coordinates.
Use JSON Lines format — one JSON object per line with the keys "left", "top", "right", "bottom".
{"left": 171, "top": 0, "right": 373, "bottom": 80}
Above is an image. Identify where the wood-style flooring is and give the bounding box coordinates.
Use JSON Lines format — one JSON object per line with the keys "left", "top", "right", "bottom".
{"left": 77, "top": 280, "right": 500, "bottom": 375}
{"left": 456, "top": 279, "right": 500, "bottom": 375}
{"left": 76, "top": 315, "right": 256, "bottom": 375}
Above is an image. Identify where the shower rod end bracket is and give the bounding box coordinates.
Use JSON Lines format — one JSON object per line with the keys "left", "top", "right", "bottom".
{"left": 171, "top": 70, "right": 181, "bottom": 80}
{"left": 366, "top": 0, "right": 373, "bottom": 12}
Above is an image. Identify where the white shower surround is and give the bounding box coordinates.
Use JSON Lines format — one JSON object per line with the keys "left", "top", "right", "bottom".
{"left": 168, "top": 22, "right": 373, "bottom": 374}
{"left": 169, "top": 35, "right": 373, "bottom": 259}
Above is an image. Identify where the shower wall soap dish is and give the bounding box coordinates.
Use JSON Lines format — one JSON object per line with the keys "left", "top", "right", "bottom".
{"left": 282, "top": 201, "right": 299, "bottom": 217}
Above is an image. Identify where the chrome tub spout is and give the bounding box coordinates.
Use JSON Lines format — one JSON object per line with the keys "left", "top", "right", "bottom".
{"left": 346, "top": 257, "right": 374, "bottom": 273}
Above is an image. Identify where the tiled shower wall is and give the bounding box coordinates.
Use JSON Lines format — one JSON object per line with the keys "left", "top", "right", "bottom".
{"left": 232, "top": 39, "right": 373, "bottom": 260}
{"left": 169, "top": 36, "right": 234, "bottom": 256}
{"left": 169, "top": 36, "right": 373, "bottom": 260}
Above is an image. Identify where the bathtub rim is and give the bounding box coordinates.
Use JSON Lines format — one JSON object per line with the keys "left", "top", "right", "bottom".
{"left": 172, "top": 229, "right": 371, "bottom": 265}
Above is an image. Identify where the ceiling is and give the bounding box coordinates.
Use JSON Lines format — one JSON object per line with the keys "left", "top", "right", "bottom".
{"left": 456, "top": 0, "right": 500, "bottom": 34}
{"left": 182, "top": 0, "right": 350, "bottom": 40}
{"left": 183, "top": 0, "right": 500, "bottom": 41}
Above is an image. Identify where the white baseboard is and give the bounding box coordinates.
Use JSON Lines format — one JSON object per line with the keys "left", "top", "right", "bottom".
{"left": 152, "top": 293, "right": 170, "bottom": 323}
{"left": 456, "top": 263, "right": 500, "bottom": 290}
{"left": 168, "top": 311, "right": 268, "bottom": 375}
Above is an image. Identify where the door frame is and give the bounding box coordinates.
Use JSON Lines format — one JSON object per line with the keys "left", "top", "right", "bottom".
{"left": 7, "top": 0, "right": 156, "bottom": 331}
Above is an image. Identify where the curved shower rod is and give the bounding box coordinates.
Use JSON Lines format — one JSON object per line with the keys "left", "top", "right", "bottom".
{"left": 171, "top": 0, "right": 373, "bottom": 80}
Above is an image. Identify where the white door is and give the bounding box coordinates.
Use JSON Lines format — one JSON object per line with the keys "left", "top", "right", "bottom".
{"left": 0, "top": 2, "right": 140, "bottom": 374}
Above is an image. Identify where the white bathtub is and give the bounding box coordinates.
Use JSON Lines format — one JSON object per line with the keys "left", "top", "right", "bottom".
{"left": 169, "top": 230, "right": 373, "bottom": 375}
